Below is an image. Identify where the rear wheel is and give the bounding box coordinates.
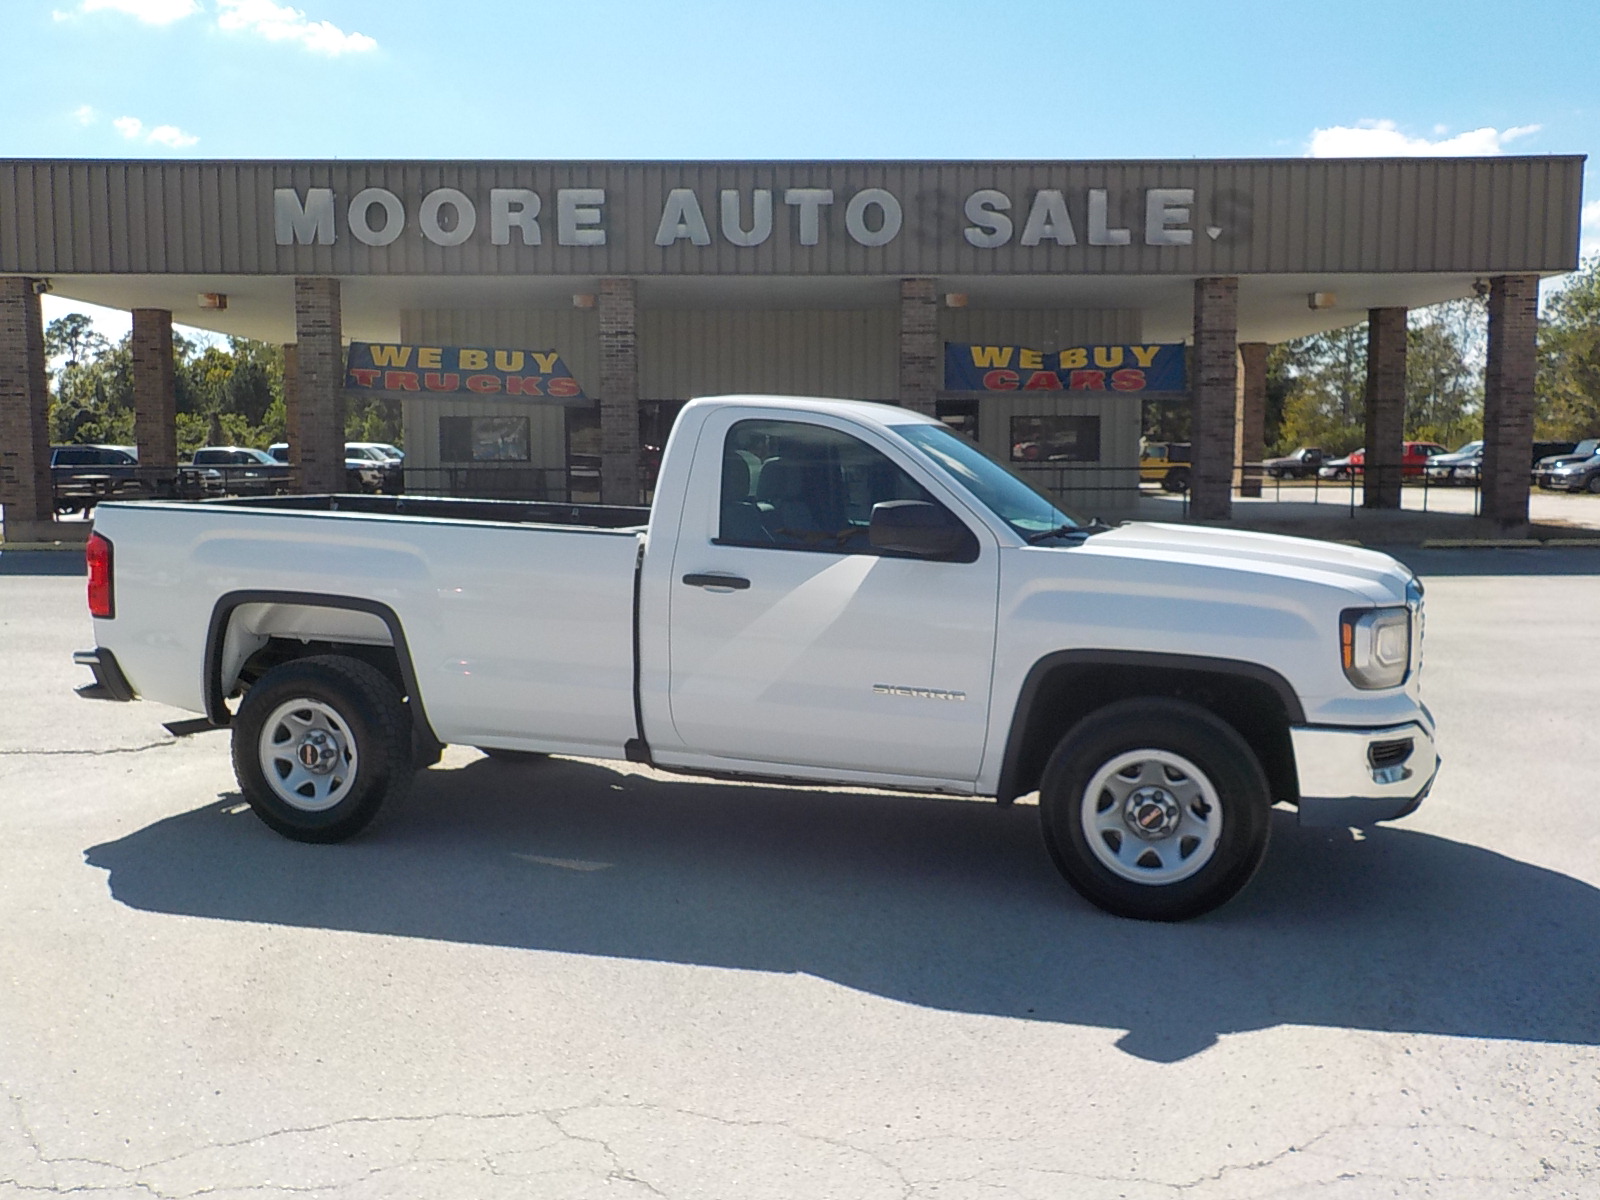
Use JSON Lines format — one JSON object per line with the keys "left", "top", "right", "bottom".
{"left": 1161, "top": 467, "right": 1190, "bottom": 493}
{"left": 232, "top": 655, "right": 413, "bottom": 843}
{"left": 1038, "top": 698, "right": 1271, "bottom": 921}
{"left": 1586, "top": 475, "right": 1600, "bottom": 495}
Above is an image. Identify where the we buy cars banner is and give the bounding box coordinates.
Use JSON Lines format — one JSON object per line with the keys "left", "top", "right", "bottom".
{"left": 944, "top": 342, "right": 1186, "bottom": 393}
{"left": 344, "top": 343, "right": 589, "bottom": 404}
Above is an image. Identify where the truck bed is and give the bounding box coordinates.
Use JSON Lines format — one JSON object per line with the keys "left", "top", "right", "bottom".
{"left": 207, "top": 493, "right": 652, "bottom": 530}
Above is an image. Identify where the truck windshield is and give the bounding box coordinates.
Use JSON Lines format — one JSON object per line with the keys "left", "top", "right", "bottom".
{"left": 892, "top": 423, "right": 1087, "bottom": 539}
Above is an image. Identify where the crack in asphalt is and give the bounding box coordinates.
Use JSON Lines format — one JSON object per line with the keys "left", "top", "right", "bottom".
{"left": 4, "top": 1095, "right": 1594, "bottom": 1199}
{"left": 0, "top": 741, "right": 176, "bottom": 758}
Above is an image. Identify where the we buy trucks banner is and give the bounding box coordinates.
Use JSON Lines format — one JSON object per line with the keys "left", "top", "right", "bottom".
{"left": 944, "top": 342, "right": 1186, "bottom": 393}
{"left": 344, "top": 342, "right": 589, "bottom": 403}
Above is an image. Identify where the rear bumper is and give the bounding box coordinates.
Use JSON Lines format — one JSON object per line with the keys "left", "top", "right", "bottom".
{"left": 1291, "top": 718, "right": 1439, "bottom": 826}
{"left": 73, "top": 647, "right": 136, "bottom": 702}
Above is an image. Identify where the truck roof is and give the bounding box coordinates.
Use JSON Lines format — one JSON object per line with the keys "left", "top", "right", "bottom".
{"left": 682, "top": 394, "right": 943, "bottom": 431}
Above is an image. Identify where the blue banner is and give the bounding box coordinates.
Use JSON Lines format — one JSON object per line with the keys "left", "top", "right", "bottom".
{"left": 345, "top": 342, "right": 589, "bottom": 404}
{"left": 944, "top": 342, "right": 1186, "bottom": 393}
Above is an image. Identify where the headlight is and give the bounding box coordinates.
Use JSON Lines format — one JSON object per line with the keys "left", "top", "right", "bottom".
{"left": 1340, "top": 606, "right": 1411, "bottom": 689}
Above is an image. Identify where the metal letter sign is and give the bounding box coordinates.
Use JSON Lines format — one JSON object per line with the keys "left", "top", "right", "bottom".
{"left": 943, "top": 343, "right": 1186, "bottom": 393}
{"left": 344, "top": 343, "right": 590, "bottom": 404}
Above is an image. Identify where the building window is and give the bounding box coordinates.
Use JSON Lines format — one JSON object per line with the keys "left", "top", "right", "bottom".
{"left": 439, "top": 415, "right": 530, "bottom": 463}
{"left": 1009, "top": 415, "right": 1101, "bottom": 463}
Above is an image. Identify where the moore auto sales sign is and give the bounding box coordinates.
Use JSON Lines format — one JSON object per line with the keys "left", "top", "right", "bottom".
{"left": 273, "top": 181, "right": 1222, "bottom": 253}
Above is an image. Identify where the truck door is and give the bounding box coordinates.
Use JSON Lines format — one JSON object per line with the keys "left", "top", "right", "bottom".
{"left": 664, "top": 410, "right": 1000, "bottom": 783}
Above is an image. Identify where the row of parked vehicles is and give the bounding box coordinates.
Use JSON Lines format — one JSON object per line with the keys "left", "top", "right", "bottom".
{"left": 49, "top": 442, "right": 404, "bottom": 512}
{"left": 1260, "top": 439, "right": 1600, "bottom": 492}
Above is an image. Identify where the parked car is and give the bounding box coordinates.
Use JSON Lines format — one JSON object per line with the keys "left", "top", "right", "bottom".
{"left": 1318, "top": 442, "right": 1446, "bottom": 481}
{"left": 1424, "top": 440, "right": 1484, "bottom": 485}
{"left": 347, "top": 441, "right": 404, "bottom": 462}
{"left": 267, "top": 442, "right": 402, "bottom": 493}
{"left": 1430, "top": 440, "right": 1578, "bottom": 485}
{"left": 344, "top": 444, "right": 404, "bottom": 493}
{"left": 1535, "top": 438, "right": 1600, "bottom": 491}
{"left": 49, "top": 444, "right": 143, "bottom": 513}
{"left": 1263, "top": 447, "right": 1326, "bottom": 479}
{"left": 189, "top": 446, "right": 294, "bottom": 496}
{"left": 75, "top": 394, "right": 1437, "bottom": 922}
{"left": 1138, "top": 441, "right": 1191, "bottom": 492}
{"left": 1318, "top": 449, "right": 1363, "bottom": 481}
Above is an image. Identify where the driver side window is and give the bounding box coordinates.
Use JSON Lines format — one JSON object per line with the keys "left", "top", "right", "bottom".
{"left": 717, "top": 418, "right": 937, "bottom": 554}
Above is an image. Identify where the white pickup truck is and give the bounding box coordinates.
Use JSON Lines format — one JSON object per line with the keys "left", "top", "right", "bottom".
{"left": 74, "top": 395, "right": 1438, "bottom": 921}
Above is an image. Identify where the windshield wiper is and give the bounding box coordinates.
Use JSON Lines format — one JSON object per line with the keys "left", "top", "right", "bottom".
{"left": 1025, "top": 519, "right": 1112, "bottom": 544}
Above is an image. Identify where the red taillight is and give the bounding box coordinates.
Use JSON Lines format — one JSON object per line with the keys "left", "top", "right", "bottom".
{"left": 86, "top": 533, "right": 114, "bottom": 619}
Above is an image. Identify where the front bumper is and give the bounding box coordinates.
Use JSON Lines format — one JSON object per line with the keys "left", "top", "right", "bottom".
{"left": 1291, "top": 719, "right": 1439, "bottom": 826}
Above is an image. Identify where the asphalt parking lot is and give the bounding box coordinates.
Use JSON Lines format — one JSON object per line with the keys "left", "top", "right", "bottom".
{"left": 2, "top": 544, "right": 1598, "bottom": 1198}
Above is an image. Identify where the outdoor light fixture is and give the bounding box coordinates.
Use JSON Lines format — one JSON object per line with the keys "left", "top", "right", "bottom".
{"left": 1307, "top": 291, "right": 1338, "bottom": 310}
{"left": 572, "top": 293, "right": 596, "bottom": 309}
{"left": 31, "top": 279, "right": 52, "bottom": 295}
{"left": 944, "top": 293, "right": 968, "bottom": 308}
{"left": 198, "top": 293, "right": 228, "bottom": 310}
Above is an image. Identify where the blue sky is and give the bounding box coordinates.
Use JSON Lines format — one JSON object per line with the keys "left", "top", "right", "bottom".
{"left": 5, "top": 0, "right": 1597, "bottom": 335}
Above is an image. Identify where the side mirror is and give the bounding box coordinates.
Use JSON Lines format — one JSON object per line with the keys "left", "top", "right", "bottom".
{"left": 869, "top": 500, "right": 978, "bottom": 562}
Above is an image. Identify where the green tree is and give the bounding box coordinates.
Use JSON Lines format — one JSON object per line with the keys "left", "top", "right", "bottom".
{"left": 44, "top": 312, "right": 109, "bottom": 369}
{"left": 1406, "top": 298, "right": 1484, "bottom": 449}
{"left": 1536, "top": 255, "right": 1600, "bottom": 440}
{"left": 1273, "top": 323, "right": 1367, "bottom": 455}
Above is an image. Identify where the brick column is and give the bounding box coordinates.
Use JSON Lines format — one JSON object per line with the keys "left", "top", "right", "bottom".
{"left": 0, "top": 277, "right": 55, "bottom": 541}
{"left": 599, "top": 277, "right": 640, "bottom": 506}
{"left": 1481, "top": 275, "right": 1539, "bottom": 529}
{"left": 131, "top": 309, "right": 177, "bottom": 495}
{"left": 1362, "top": 307, "right": 1408, "bottom": 509}
{"left": 1236, "top": 342, "right": 1268, "bottom": 498}
{"left": 1191, "top": 277, "right": 1239, "bottom": 521}
{"left": 292, "top": 279, "right": 344, "bottom": 493}
{"left": 281, "top": 343, "right": 300, "bottom": 467}
{"left": 898, "top": 278, "right": 939, "bottom": 415}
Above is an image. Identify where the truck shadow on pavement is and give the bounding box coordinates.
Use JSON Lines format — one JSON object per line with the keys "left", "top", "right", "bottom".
{"left": 85, "top": 755, "right": 1600, "bottom": 1063}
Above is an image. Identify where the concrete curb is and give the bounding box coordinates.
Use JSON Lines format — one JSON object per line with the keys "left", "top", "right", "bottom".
{"left": 1418, "top": 538, "right": 1600, "bottom": 549}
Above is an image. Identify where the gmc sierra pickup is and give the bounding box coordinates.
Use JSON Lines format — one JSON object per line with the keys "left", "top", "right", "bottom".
{"left": 74, "top": 395, "right": 1438, "bottom": 921}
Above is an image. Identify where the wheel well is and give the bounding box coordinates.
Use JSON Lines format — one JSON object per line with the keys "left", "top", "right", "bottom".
{"left": 205, "top": 591, "right": 443, "bottom": 758}
{"left": 1001, "top": 662, "right": 1297, "bottom": 806}
{"left": 237, "top": 637, "right": 407, "bottom": 700}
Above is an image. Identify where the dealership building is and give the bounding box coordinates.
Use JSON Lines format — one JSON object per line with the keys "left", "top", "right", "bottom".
{"left": 0, "top": 155, "right": 1586, "bottom": 540}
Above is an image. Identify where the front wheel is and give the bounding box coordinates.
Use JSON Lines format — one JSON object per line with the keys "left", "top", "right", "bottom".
{"left": 1038, "top": 698, "right": 1271, "bottom": 921}
{"left": 232, "top": 655, "right": 414, "bottom": 843}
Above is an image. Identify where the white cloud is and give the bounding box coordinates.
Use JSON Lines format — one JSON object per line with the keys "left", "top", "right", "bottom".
{"left": 146, "top": 124, "right": 200, "bottom": 148}
{"left": 78, "top": 0, "right": 201, "bottom": 24}
{"left": 72, "top": 104, "right": 98, "bottom": 125}
{"left": 112, "top": 115, "right": 199, "bottom": 148}
{"left": 1307, "top": 119, "right": 1541, "bottom": 158}
{"left": 216, "top": 0, "right": 377, "bottom": 55}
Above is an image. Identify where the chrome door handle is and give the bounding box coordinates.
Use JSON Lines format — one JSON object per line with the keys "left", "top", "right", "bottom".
{"left": 682, "top": 573, "right": 750, "bottom": 590}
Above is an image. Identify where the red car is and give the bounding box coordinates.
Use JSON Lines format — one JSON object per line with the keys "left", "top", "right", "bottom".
{"left": 1319, "top": 442, "right": 1446, "bottom": 480}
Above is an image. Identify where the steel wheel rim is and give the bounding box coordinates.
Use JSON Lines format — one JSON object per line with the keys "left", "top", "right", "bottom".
{"left": 1080, "top": 748, "right": 1222, "bottom": 885}
{"left": 257, "top": 697, "right": 358, "bottom": 812}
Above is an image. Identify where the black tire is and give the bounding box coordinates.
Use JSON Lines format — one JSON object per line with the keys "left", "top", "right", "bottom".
{"left": 231, "top": 655, "right": 414, "bottom": 843}
{"left": 476, "top": 747, "right": 550, "bottom": 764}
{"left": 1038, "top": 698, "right": 1271, "bottom": 922}
{"left": 1161, "top": 467, "right": 1190, "bottom": 493}
{"left": 1586, "top": 475, "right": 1600, "bottom": 495}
